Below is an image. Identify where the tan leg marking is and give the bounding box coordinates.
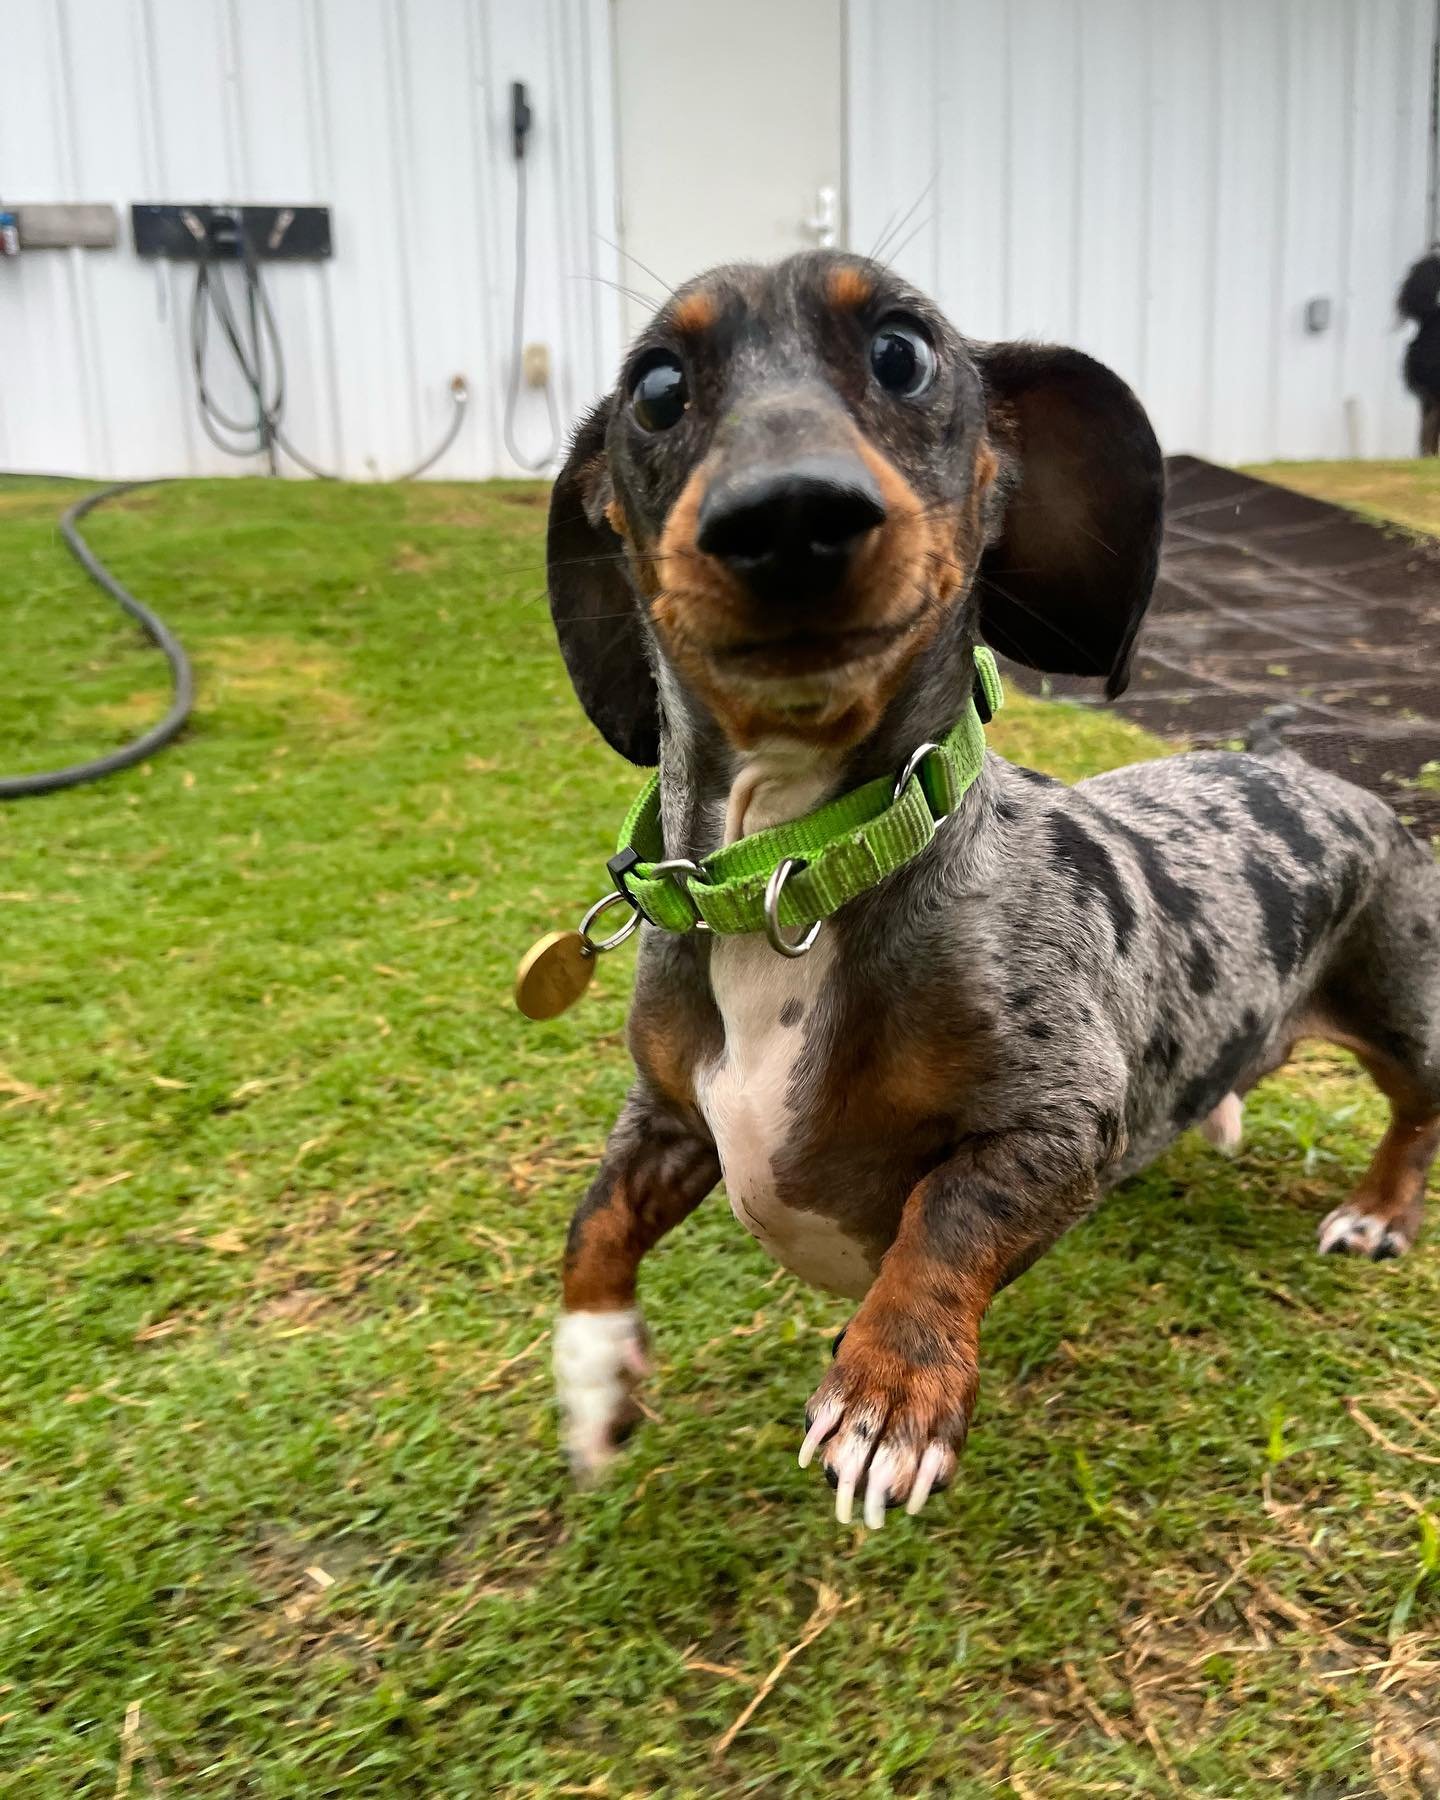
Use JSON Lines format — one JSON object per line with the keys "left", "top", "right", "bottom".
{"left": 1319, "top": 1111, "right": 1440, "bottom": 1260}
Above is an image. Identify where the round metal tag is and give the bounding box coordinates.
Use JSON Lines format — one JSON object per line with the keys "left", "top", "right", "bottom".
{"left": 514, "top": 930, "right": 594, "bottom": 1020}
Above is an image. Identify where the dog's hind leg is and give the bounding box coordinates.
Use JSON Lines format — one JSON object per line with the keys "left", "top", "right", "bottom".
{"left": 1422, "top": 400, "right": 1440, "bottom": 459}
{"left": 1311, "top": 844, "right": 1440, "bottom": 1260}
{"left": 1317, "top": 1099, "right": 1440, "bottom": 1258}
{"left": 1200, "top": 1091, "right": 1245, "bottom": 1154}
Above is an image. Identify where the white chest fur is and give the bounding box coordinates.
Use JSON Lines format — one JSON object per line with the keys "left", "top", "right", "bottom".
{"left": 696, "top": 934, "right": 874, "bottom": 1298}
{"left": 693, "top": 743, "right": 878, "bottom": 1300}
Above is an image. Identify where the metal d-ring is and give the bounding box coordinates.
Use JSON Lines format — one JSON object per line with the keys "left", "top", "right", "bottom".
{"left": 764, "top": 857, "right": 823, "bottom": 958}
{"left": 578, "top": 890, "right": 641, "bottom": 954}
{"left": 646, "top": 856, "right": 712, "bottom": 932}
{"left": 892, "top": 740, "right": 945, "bottom": 814}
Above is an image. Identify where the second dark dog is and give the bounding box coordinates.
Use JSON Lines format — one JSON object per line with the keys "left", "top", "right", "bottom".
{"left": 1400, "top": 249, "right": 1440, "bottom": 455}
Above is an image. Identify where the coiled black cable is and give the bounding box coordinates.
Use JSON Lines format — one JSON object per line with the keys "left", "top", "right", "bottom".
{"left": 190, "top": 225, "right": 469, "bottom": 481}
{"left": 0, "top": 481, "right": 194, "bottom": 799}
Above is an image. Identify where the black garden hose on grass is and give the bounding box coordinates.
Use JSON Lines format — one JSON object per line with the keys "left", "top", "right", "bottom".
{"left": 0, "top": 480, "right": 194, "bottom": 800}
{"left": 7, "top": 215, "right": 471, "bottom": 799}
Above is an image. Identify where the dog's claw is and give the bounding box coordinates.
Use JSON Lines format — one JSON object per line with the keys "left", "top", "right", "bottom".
{"left": 906, "top": 1443, "right": 950, "bottom": 1515}
{"left": 832, "top": 1434, "right": 871, "bottom": 1525}
{"left": 863, "top": 1449, "right": 896, "bottom": 1530}
{"left": 798, "top": 1399, "right": 841, "bottom": 1469}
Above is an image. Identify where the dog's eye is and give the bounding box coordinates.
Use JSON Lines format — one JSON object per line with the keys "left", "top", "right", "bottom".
{"left": 631, "top": 353, "right": 689, "bottom": 431}
{"left": 869, "top": 319, "right": 937, "bottom": 398}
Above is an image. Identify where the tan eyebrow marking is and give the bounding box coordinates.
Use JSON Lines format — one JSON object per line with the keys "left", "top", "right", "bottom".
{"left": 827, "top": 264, "right": 875, "bottom": 311}
{"left": 671, "top": 288, "right": 717, "bottom": 334}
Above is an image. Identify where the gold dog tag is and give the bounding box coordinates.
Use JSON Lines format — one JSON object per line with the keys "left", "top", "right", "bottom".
{"left": 514, "top": 930, "right": 594, "bottom": 1020}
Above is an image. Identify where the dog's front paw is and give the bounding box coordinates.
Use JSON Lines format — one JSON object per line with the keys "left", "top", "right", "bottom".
{"left": 553, "top": 1308, "right": 650, "bottom": 1482}
{"left": 798, "top": 1332, "right": 976, "bottom": 1528}
{"left": 1318, "top": 1205, "right": 1416, "bottom": 1261}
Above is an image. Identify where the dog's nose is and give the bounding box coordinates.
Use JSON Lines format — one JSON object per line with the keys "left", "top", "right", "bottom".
{"left": 696, "top": 455, "right": 887, "bottom": 606}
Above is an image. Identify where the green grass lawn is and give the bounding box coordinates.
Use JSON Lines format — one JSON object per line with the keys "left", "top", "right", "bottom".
{"left": 2, "top": 477, "right": 1438, "bottom": 1798}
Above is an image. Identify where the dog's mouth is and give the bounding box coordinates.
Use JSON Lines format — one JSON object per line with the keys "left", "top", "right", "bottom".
{"left": 706, "top": 603, "right": 928, "bottom": 683}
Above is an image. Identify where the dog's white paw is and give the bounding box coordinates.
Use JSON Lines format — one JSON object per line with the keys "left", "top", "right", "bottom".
{"left": 553, "top": 1308, "right": 650, "bottom": 1481}
{"left": 1199, "top": 1091, "right": 1244, "bottom": 1155}
{"left": 1317, "top": 1206, "right": 1414, "bottom": 1261}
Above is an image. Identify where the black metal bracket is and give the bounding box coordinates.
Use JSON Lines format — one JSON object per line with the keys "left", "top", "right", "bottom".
{"left": 131, "top": 204, "right": 332, "bottom": 261}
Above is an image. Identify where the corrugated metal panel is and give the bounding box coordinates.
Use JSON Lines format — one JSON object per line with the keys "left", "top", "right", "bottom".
{"left": 0, "top": 0, "right": 622, "bottom": 479}
{"left": 847, "top": 0, "right": 1437, "bottom": 462}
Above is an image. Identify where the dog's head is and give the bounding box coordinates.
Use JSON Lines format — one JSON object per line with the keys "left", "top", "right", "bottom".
{"left": 548, "top": 251, "right": 1163, "bottom": 765}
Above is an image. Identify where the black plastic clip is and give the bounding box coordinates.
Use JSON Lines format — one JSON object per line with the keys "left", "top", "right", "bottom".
{"left": 606, "top": 847, "right": 644, "bottom": 911}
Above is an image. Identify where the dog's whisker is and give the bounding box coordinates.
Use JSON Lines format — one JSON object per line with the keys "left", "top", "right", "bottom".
{"left": 593, "top": 232, "right": 678, "bottom": 303}
{"left": 869, "top": 172, "right": 939, "bottom": 263}
{"left": 885, "top": 212, "right": 935, "bottom": 271}
{"left": 572, "top": 271, "right": 666, "bottom": 313}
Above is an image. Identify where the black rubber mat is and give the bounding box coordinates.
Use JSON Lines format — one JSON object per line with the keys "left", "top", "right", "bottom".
{"left": 1000, "top": 456, "right": 1440, "bottom": 843}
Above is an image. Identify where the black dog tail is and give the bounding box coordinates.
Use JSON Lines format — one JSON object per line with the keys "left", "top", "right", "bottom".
{"left": 1245, "top": 704, "right": 1301, "bottom": 758}
{"left": 1398, "top": 251, "right": 1440, "bottom": 325}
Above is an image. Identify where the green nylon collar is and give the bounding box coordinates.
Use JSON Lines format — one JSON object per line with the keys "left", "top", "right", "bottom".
{"left": 608, "top": 648, "right": 1003, "bottom": 937}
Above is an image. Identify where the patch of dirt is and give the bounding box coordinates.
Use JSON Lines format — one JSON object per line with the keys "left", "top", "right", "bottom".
{"left": 436, "top": 1501, "right": 567, "bottom": 1596}
{"left": 86, "top": 689, "right": 173, "bottom": 733}
{"left": 390, "top": 540, "right": 442, "bottom": 575}
{"left": 205, "top": 633, "right": 365, "bottom": 734}
{"left": 403, "top": 480, "right": 548, "bottom": 528}
{"left": 58, "top": 632, "right": 359, "bottom": 739}
{"left": 250, "top": 1287, "right": 332, "bottom": 1327}
{"left": 0, "top": 490, "right": 69, "bottom": 519}
{"left": 237, "top": 1526, "right": 391, "bottom": 1669}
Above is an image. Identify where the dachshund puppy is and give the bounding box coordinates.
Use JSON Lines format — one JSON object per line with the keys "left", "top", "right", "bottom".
{"left": 544, "top": 250, "right": 1440, "bottom": 1525}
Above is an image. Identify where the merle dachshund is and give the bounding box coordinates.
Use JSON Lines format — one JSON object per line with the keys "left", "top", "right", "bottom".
{"left": 542, "top": 249, "right": 1440, "bottom": 1526}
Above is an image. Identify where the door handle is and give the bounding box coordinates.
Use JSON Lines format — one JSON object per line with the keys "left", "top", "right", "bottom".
{"left": 803, "top": 184, "right": 839, "bottom": 249}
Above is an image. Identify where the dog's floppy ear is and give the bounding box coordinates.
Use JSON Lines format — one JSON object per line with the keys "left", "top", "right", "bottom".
{"left": 976, "top": 345, "right": 1164, "bottom": 699}
{"left": 547, "top": 401, "right": 660, "bottom": 765}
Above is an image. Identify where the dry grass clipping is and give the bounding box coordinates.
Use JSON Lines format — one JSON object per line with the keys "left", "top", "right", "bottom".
{"left": 710, "top": 1583, "right": 853, "bottom": 1761}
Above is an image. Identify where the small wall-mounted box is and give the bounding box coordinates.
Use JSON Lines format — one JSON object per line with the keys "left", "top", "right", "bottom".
{"left": 1303, "top": 296, "right": 1333, "bottom": 335}
{"left": 15, "top": 203, "right": 119, "bottom": 249}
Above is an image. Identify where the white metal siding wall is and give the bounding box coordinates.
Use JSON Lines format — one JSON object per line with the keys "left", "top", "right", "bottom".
{"left": 0, "top": 0, "right": 622, "bottom": 479}
{"left": 847, "top": 0, "right": 1437, "bottom": 463}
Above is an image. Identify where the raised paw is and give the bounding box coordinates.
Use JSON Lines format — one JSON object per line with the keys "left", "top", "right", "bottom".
{"left": 798, "top": 1337, "right": 974, "bottom": 1528}
{"left": 1317, "top": 1205, "right": 1416, "bottom": 1262}
{"left": 552, "top": 1308, "right": 651, "bottom": 1481}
